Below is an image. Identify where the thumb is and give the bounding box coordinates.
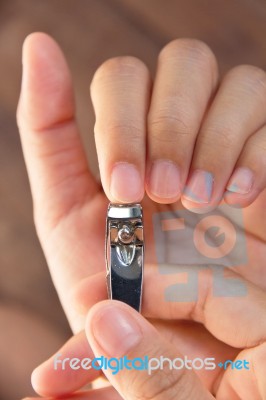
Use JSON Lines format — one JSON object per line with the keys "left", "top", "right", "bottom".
{"left": 86, "top": 300, "right": 214, "bottom": 400}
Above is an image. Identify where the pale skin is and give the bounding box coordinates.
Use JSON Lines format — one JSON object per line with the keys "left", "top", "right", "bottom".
{"left": 17, "top": 33, "right": 266, "bottom": 400}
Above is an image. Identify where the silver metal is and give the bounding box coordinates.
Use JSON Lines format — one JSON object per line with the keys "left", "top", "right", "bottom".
{"left": 105, "top": 203, "right": 144, "bottom": 312}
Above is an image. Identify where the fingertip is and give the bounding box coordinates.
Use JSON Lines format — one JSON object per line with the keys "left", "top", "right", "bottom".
{"left": 20, "top": 31, "right": 73, "bottom": 131}
{"left": 145, "top": 160, "right": 182, "bottom": 204}
{"left": 223, "top": 189, "right": 259, "bottom": 208}
{"left": 31, "top": 331, "right": 100, "bottom": 398}
{"left": 85, "top": 300, "right": 143, "bottom": 359}
{"left": 180, "top": 196, "right": 217, "bottom": 214}
{"left": 145, "top": 186, "right": 181, "bottom": 204}
{"left": 21, "top": 398, "right": 39, "bottom": 400}
{"left": 224, "top": 168, "right": 260, "bottom": 207}
{"left": 109, "top": 162, "right": 145, "bottom": 204}
{"left": 22, "top": 32, "right": 64, "bottom": 71}
{"left": 23, "top": 32, "right": 53, "bottom": 53}
{"left": 85, "top": 300, "right": 110, "bottom": 353}
{"left": 85, "top": 300, "right": 141, "bottom": 343}
{"left": 22, "top": 31, "right": 67, "bottom": 73}
{"left": 85, "top": 299, "right": 115, "bottom": 334}
{"left": 31, "top": 364, "right": 47, "bottom": 397}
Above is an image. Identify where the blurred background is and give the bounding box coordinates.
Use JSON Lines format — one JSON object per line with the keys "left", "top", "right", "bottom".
{"left": 0, "top": 0, "right": 265, "bottom": 398}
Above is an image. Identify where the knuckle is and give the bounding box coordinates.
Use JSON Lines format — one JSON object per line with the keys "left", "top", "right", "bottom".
{"left": 134, "top": 369, "right": 190, "bottom": 400}
{"left": 246, "top": 131, "right": 266, "bottom": 154}
{"left": 200, "top": 123, "right": 237, "bottom": 150}
{"left": 95, "top": 121, "right": 143, "bottom": 142}
{"left": 159, "top": 38, "right": 216, "bottom": 67}
{"left": 135, "top": 375, "right": 180, "bottom": 400}
{"left": 91, "top": 56, "right": 148, "bottom": 86}
{"left": 149, "top": 112, "right": 191, "bottom": 143}
{"left": 126, "top": 348, "right": 188, "bottom": 400}
{"left": 255, "top": 139, "right": 266, "bottom": 153}
{"left": 226, "top": 65, "right": 266, "bottom": 97}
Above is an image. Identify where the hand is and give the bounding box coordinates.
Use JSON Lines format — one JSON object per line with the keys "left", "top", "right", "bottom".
{"left": 17, "top": 33, "right": 266, "bottom": 399}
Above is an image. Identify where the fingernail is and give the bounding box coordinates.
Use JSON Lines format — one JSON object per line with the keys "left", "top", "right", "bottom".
{"left": 90, "top": 304, "right": 142, "bottom": 357}
{"left": 226, "top": 167, "right": 254, "bottom": 194}
{"left": 183, "top": 169, "right": 213, "bottom": 203}
{"left": 148, "top": 159, "right": 181, "bottom": 199}
{"left": 110, "top": 162, "right": 143, "bottom": 203}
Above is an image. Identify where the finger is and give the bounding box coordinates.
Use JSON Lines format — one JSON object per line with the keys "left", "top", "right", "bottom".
{"left": 143, "top": 265, "right": 266, "bottom": 349}
{"left": 215, "top": 343, "right": 266, "bottom": 399}
{"left": 182, "top": 65, "right": 266, "bottom": 213}
{"left": 91, "top": 56, "right": 151, "bottom": 203}
{"left": 71, "top": 271, "right": 107, "bottom": 315}
{"left": 22, "top": 386, "right": 122, "bottom": 400}
{"left": 71, "top": 274, "right": 238, "bottom": 391}
{"left": 224, "top": 124, "right": 266, "bottom": 207}
{"left": 152, "top": 319, "right": 238, "bottom": 392}
{"left": 32, "top": 311, "right": 236, "bottom": 395}
{"left": 73, "top": 264, "right": 266, "bottom": 349}
{"left": 31, "top": 331, "right": 101, "bottom": 397}
{"left": 73, "top": 276, "right": 238, "bottom": 389}
{"left": 86, "top": 300, "right": 214, "bottom": 400}
{"left": 146, "top": 39, "right": 219, "bottom": 203}
{"left": 17, "top": 32, "right": 99, "bottom": 229}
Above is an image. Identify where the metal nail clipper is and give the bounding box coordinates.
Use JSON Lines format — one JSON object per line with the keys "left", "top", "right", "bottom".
{"left": 105, "top": 203, "right": 144, "bottom": 312}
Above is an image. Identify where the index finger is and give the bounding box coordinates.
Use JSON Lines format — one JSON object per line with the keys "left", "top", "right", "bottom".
{"left": 17, "top": 32, "right": 99, "bottom": 230}
{"left": 17, "top": 33, "right": 102, "bottom": 332}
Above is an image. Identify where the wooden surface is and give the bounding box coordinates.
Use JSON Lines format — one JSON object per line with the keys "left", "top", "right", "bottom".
{"left": 0, "top": 0, "right": 265, "bottom": 398}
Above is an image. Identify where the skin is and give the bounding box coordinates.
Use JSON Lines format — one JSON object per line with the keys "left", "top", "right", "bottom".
{"left": 17, "top": 33, "right": 266, "bottom": 400}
